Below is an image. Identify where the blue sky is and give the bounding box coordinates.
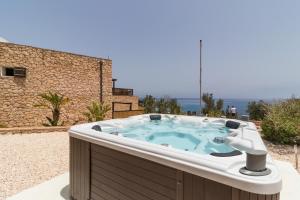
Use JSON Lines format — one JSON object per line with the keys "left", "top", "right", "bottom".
{"left": 1, "top": 0, "right": 299, "bottom": 99}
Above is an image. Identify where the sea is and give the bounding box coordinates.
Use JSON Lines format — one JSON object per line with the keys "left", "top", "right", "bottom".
{"left": 176, "top": 98, "right": 272, "bottom": 116}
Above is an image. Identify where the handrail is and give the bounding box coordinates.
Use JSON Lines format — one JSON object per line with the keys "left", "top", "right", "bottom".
{"left": 112, "top": 88, "right": 133, "bottom": 96}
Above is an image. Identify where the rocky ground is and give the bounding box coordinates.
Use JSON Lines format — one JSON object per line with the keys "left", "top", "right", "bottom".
{"left": 0, "top": 132, "right": 299, "bottom": 199}
{"left": 264, "top": 140, "right": 300, "bottom": 173}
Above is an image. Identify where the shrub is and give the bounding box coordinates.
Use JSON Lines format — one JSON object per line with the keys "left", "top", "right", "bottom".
{"left": 261, "top": 99, "right": 300, "bottom": 144}
{"left": 83, "top": 101, "right": 111, "bottom": 122}
{"left": 201, "top": 93, "right": 224, "bottom": 117}
{"left": 142, "top": 95, "right": 156, "bottom": 113}
{"left": 168, "top": 99, "right": 181, "bottom": 114}
{"left": 141, "top": 95, "right": 181, "bottom": 114}
{"left": 207, "top": 110, "right": 223, "bottom": 117}
{"left": 34, "top": 91, "right": 70, "bottom": 126}
{"left": 156, "top": 98, "right": 169, "bottom": 114}
{"left": 247, "top": 100, "right": 268, "bottom": 120}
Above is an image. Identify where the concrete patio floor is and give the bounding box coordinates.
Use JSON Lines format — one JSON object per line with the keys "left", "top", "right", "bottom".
{"left": 275, "top": 160, "right": 300, "bottom": 200}
{"left": 7, "top": 160, "right": 300, "bottom": 200}
{"left": 7, "top": 173, "right": 69, "bottom": 200}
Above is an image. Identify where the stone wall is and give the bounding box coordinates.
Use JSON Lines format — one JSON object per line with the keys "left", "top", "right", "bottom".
{"left": 0, "top": 42, "right": 112, "bottom": 127}
{"left": 113, "top": 110, "right": 144, "bottom": 119}
{"left": 0, "top": 126, "right": 69, "bottom": 134}
{"left": 112, "top": 95, "right": 139, "bottom": 111}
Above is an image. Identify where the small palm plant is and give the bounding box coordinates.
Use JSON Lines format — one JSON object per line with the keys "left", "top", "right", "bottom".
{"left": 83, "top": 101, "right": 111, "bottom": 122}
{"left": 34, "top": 91, "right": 70, "bottom": 126}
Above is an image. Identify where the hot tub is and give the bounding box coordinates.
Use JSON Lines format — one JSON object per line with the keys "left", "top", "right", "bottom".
{"left": 69, "top": 114, "right": 282, "bottom": 200}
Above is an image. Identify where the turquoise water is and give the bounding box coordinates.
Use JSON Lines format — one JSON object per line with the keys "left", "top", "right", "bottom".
{"left": 116, "top": 120, "right": 234, "bottom": 154}
{"left": 147, "top": 132, "right": 200, "bottom": 151}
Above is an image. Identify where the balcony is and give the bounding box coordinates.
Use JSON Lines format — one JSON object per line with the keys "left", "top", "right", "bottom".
{"left": 112, "top": 88, "right": 133, "bottom": 96}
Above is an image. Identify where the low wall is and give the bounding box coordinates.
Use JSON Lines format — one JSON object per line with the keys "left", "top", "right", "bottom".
{"left": 0, "top": 126, "right": 69, "bottom": 134}
{"left": 112, "top": 95, "right": 139, "bottom": 111}
{"left": 113, "top": 110, "right": 144, "bottom": 119}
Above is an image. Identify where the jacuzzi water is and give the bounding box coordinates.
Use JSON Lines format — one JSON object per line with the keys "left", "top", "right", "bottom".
{"left": 104, "top": 119, "right": 235, "bottom": 154}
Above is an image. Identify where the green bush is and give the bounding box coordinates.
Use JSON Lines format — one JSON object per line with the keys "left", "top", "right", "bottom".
{"left": 168, "top": 99, "right": 181, "bottom": 114}
{"left": 207, "top": 110, "right": 223, "bottom": 117}
{"left": 156, "top": 98, "right": 169, "bottom": 114}
{"left": 247, "top": 100, "right": 268, "bottom": 120}
{"left": 141, "top": 95, "right": 181, "bottom": 114}
{"left": 261, "top": 99, "right": 300, "bottom": 144}
{"left": 142, "top": 95, "right": 156, "bottom": 113}
{"left": 83, "top": 101, "right": 111, "bottom": 122}
{"left": 34, "top": 91, "right": 70, "bottom": 126}
{"left": 201, "top": 93, "right": 224, "bottom": 117}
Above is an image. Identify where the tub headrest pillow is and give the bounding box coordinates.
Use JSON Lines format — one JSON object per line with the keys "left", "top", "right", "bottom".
{"left": 225, "top": 120, "right": 240, "bottom": 129}
{"left": 150, "top": 114, "right": 161, "bottom": 120}
{"left": 210, "top": 150, "right": 242, "bottom": 157}
{"left": 92, "top": 125, "right": 102, "bottom": 132}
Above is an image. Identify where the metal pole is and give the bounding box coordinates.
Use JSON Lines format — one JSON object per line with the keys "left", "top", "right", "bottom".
{"left": 199, "top": 40, "right": 202, "bottom": 115}
{"left": 295, "top": 144, "right": 298, "bottom": 169}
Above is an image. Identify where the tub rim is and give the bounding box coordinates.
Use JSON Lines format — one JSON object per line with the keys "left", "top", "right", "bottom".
{"left": 69, "top": 114, "right": 282, "bottom": 194}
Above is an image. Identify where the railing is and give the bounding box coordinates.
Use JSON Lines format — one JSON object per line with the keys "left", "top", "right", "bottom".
{"left": 112, "top": 88, "right": 133, "bottom": 96}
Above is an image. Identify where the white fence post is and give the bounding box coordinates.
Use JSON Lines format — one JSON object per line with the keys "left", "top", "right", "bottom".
{"left": 294, "top": 144, "right": 298, "bottom": 170}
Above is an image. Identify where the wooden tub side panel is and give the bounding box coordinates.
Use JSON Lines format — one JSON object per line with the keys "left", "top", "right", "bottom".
{"left": 90, "top": 144, "right": 178, "bottom": 200}
{"left": 70, "top": 137, "right": 280, "bottom": 200}
{"left": 182, "top": 174, "right": 280, "bottom": 200}
{"left": 70, "top": 137, "right": 91, "bottom": 200}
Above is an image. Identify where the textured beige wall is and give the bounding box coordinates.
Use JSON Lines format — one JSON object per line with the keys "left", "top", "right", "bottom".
{"left": 113, "top": 110, "right": 144, "bottom": 119}
{"left": 0, "top": 42, "right": 112, "bottom": 127}
{"left": 112, "top": 95, "right": 139, "bottom": 111}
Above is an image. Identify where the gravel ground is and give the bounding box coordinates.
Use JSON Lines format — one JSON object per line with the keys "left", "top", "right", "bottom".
{"left": 0, "top": 132, "right": 299, "bottom": 199}
{"left": 0, "top": 132, "right": 69, "bottom": 200}
{"left": 264, "top": 140, "right": 300, "bottom": 173}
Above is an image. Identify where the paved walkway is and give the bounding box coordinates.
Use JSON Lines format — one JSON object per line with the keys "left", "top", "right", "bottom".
{"left": 275, "top": 160, "right": 300, "bottom": 200}
{"left": 7, "top": 160, "right": 300, "bottom": 200}
{"left": 7, "top": 173, "right": 69, "bottom": 200}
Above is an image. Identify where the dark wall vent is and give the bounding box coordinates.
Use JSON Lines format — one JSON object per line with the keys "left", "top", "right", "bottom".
{"left": 14, "top": 67, "right": 26, "bottom": 77}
